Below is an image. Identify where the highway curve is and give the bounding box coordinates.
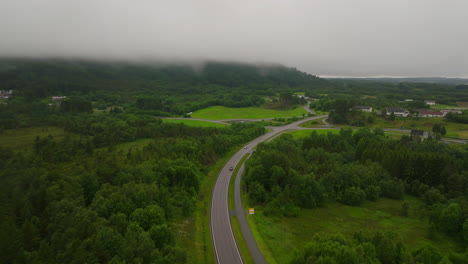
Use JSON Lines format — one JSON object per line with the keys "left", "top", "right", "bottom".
{"left": 210, "top": 115, "right": 327, "bottom": 264}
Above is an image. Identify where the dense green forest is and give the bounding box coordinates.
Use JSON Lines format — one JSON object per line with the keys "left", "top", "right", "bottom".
{"left": 0, "top": 111, "right": 265, "bottom": 263}
{"left": 1, "top": 59, "right": 468, "bottom": 263}
{"left": 244, "top": 130, "right": 468, "bottom": 263}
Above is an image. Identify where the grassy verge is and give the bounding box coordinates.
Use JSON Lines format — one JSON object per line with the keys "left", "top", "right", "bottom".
{"left": 239, "top": 155, "right": 278, "bottom": 264}
{"left": 191, "top": 146, "right": 243, "bottom": 264}
{"left": 230, "top": 216, "right": 255, "bottom": 264}
{"left": 251, "top": 196, "right": 463, "bottom": 263}
{"left": 192, "top": 106, "right": 308, "bottom": 120}
{"left": 228, "top": 153, "right": 250, "bottom": 210}
{"left": 246, "top": 213, "right": 278, "bottom": 264}
{"left": 0, "top": 126, "right": 69, "bottom": 151}
{"left": 299, "top": 116, "right": 329, "bottom": 128}
{"left": 226, "top": 152, "right": 255, "bottom": 263}
{"left": 162, "top": 118, "right": 227, "bottom": 128}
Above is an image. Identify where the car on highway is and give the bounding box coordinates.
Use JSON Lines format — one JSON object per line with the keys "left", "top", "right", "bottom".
{"left": 229, "top": 166, "right": 233, "bottom": 171}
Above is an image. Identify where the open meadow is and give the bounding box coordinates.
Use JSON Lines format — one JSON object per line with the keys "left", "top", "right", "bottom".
{"left": 0, "top": 126, "right": 69, "bottom": 151}
{"left": 249, "top": 197, "right": 463, "bottom": 264}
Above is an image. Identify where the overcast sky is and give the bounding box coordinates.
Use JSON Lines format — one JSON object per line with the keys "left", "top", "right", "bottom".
{"left": 1, "top": 0, "right": 467, "bottom": 77}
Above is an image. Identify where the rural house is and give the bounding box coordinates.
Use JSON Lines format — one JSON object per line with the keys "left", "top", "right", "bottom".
{"left": 353, "top": 106, "right": 373, "bottom": 112}
{"left": 384, "top": 107, "right": 409, "bottom": 117}
{"left": 424, "top": 100, "right": 436, "bottom": 106}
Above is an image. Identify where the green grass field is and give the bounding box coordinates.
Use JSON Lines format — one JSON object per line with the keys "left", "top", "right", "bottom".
{"left": 250, "top": 197, "right": 462, "bottom": 264}
{"left": 162, "top": 118, "right": 227, "bottom": 128}
{"left": 0, "top": 126, "right": 69, "bottom": 151}
{"left": 191, "top": 106, "right": 308, "bottom": 120}
{"left": 430, "top": 104, "right": 460, "bottom": 110}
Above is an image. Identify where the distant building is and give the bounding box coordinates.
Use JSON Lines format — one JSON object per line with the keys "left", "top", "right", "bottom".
{"left": 414, "top": 109, "right": 444, "bottom": 118}
{"left": 441, "top": 110, "right": 462, "bottom": 116}
{"left": 0, "top": 90, "right": 13, "bottom": 99}
{"left": 424, "top": 100, "right": 436, "bottom": 106}
{"left": 52, "top": 96, "right": 67, "bottom": 101}
{"left": 353, "top": 106, "right": 373, "bottom": 112}
{"left": 404, "top": 99, "right": 413, "bottom": 102}
{"left": 385, "top": 107, "right": 409, "bottom": 117}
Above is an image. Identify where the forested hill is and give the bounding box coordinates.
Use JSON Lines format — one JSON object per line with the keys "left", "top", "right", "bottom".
{"left": 0, "top": 59, "right": 329, "bottom": 99}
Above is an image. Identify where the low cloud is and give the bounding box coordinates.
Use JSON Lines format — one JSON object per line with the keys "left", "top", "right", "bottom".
{"left": 1, "top": 0, "right": 467, "bottom": 77}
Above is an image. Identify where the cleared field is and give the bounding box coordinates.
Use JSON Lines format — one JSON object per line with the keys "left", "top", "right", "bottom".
{"left": 162, "top": 118, "right": 226, "bottom": 128}
{"left": 191, "top": 106, "right": 308, "bottom": 120}
{"left": 457, "top": 102, "right": 468, "bottom": 107}
{"left": 0, "top": 126, "right": 68, "bottom": 151}
{"left": 250, "top": 197, "right": 462, "bottom": 264}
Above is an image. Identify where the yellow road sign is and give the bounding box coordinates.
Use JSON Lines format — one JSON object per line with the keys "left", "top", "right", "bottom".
{"left": 249, "top": 208, "right": 254, "bottom": 215}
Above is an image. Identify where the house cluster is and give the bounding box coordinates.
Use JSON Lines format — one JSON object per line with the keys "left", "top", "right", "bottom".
{"left": 0, "top": 90, "right": 13, "bottom": 99}
{"left": 352, "top": 104, "right": 462, "bottom": 119}
{"left": 294, "top": 94, "right": 313, "bottom": 101}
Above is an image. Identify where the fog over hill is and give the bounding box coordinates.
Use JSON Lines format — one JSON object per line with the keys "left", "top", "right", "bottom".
{"left": 1, "top": 0, "right": 467, "bottom": 77}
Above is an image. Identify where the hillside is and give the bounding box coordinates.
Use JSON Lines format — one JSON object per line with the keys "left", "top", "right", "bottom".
{"left": 0, "top": 59, "right": 329, "bottom": 99}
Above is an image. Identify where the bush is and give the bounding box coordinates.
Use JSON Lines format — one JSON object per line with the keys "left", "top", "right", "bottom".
{"left": 342, "top": 187, "right": 366, "bottom": 206}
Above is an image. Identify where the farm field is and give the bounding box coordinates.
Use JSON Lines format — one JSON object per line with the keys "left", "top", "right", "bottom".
{"left": 191, "top": 106, "right": 308, "bottom": 120}
{"left": 0, "top": 126, "right": 69, "bottom": 151}
{"left": 250, "top": 197, "right": 462, "bottom": 264}
{"left": 162, "top": 118, "right": 226, "bottom": 128}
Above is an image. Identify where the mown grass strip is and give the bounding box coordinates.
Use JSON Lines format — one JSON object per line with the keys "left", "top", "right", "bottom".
{"left": 193, "top": 146, "right": 242, "bottom": 264}
{"left": 228, "top": 152, "right": 255, "bottom": 264}
{"left": 228, "top": 153, "right": 250, "bottom": 210}
{"left": 193, "top": 143, "right": 257, "bottom": 264}
{"left": 230, "top": 216, "right": 255, "bottom": 264}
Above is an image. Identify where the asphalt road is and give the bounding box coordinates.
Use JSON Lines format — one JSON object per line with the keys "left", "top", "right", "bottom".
{"left": 210, "top": 115, "right": 327, "bottom": 264}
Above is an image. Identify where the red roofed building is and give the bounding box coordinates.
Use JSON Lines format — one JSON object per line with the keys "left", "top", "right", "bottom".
{"left": 414, "top": 109, "right": 444, "bottom": 118}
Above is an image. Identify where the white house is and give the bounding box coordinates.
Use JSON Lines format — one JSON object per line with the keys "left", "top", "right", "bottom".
{"left": 0, "top": 90, "right": 13, "bottom": 99}
{"left": 424, "top": 100, "right": 436, "bottom": 106}
{"left": 353, "top": 106, "right": 373, "bottom": 113}
{"left": 385, "top": 107, "right": 409, "bottom": 117}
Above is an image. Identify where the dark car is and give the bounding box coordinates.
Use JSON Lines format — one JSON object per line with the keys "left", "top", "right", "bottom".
{"left": 229, "top": 166, "right": 233, "bottom": 171}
